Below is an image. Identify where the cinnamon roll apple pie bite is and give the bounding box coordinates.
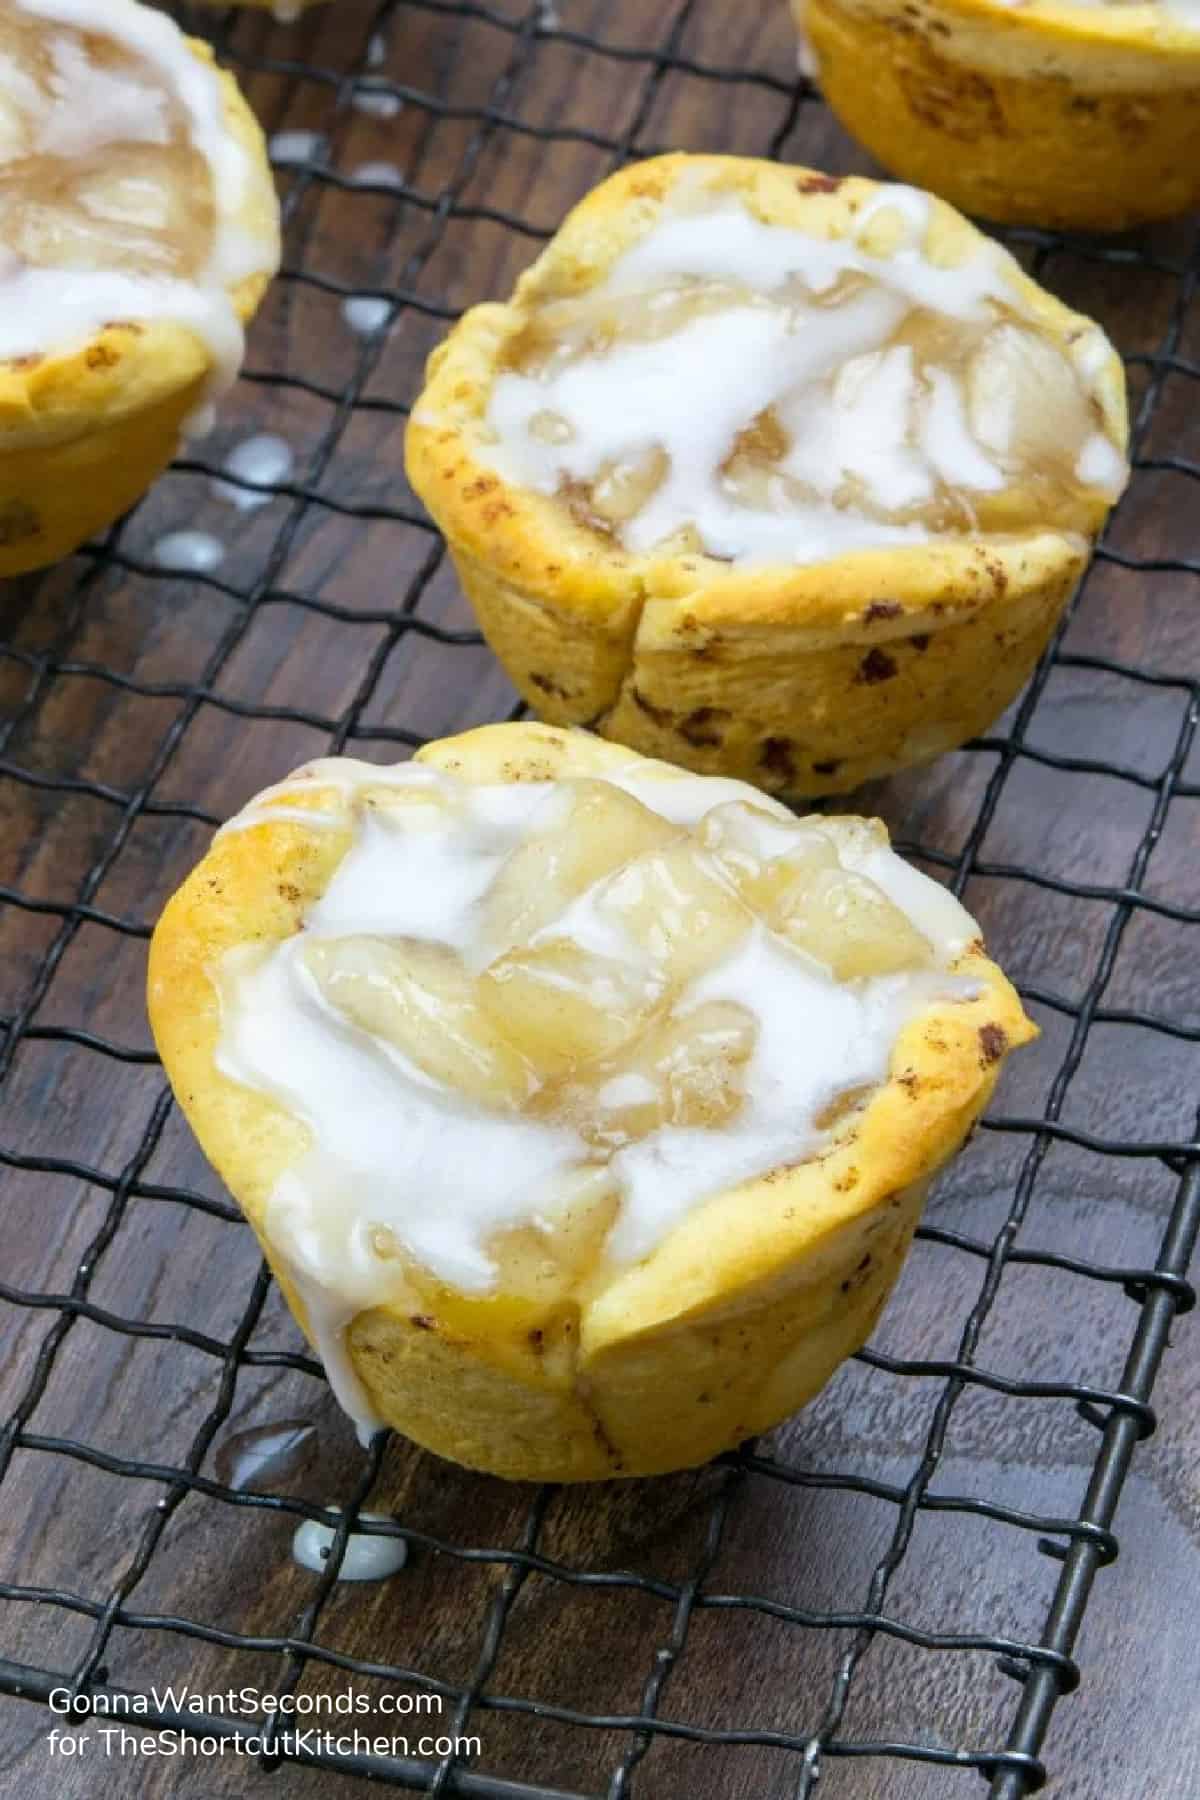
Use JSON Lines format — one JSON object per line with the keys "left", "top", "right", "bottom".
{"left": 794, "top": 0, "right": 1200, "bottom": 230}
{"left": 406, "top": 155, "right": 1128, "bottom": 798}
{"left": 0, "top": 0, "right": 280, "bottom": 575}
{"left": 149, "top": 724, "right": 1034, "bottom": 1481}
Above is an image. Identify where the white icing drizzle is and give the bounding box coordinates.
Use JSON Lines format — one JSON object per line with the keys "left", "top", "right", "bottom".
{"left": 292, "top": 1512, "right": 408, "bottom": 1579}
{"left": 350, "top": 160, "right": 404, "bottom": 190}
{"left": 214, "top": 755, "right": 427, "bottom": 840}
{"left": 342, "top": 295, "right": 391, "bottom": 336}
{"left": 921, "top": 367, "right": 1004, "bottom": 493}
{"left": 212, "top": 432, "right": 294, "bottom": 508}
{"left": 185, "top": 402, "right": 217, "bottom": 441}
{"left": 1075, "top": 431, "right": 1128, "bottom": 495}
{"left": 269, "top": 128, "right": 326, "bottom": 167}
{"left": 214, "top": 757, "right": 980, "bottom": 1436}
{"left": 794, "top": 7, "right": 820, "bottom": 79}
{"left": 352, "top": 83, "right": 402, "bottom": 120}
{"left": 604, "top": 193, "right": 1000, "bottom": 316}
{"left": 153, "top": 527, "right": 225, "bottom": 572}
{"left": 3, "top": 0, "right": 278, "bottom": 399}
{"left": 477, "top": 186, "right": 1125, "bottom": 565}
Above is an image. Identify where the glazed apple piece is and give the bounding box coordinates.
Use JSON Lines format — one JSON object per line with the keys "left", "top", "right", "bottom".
{"left": 357, "top": 777, "right": 462, "bottom": 830}
{"left": 477, "top": 941, "right": 666, "bottom": 1074}
{"left": 702, "top": 802, "right": 932, "bottom": 978}
{"left": 303, "top": 935, "right": 535, "bottom": 1108}
{"left": 779, "top": 864, "right": 933, "bottom": 979}
{"left": 511, "top": 277, "right": 754, "bottom": 374}
{"left": 594, "top": 840, "right": 752, "bottom": 986}
{"left": 544, "top": 1000, "right": 758, "bottom": 1149}
{"left": 0, "top": 17, "right": 214, "bottom": 283}
{"left": 966, "top": 322, "right": 1095, "bottom": 470}
{"left": 494, "top": 1172, "right": 622, "bottom": 1301}
{"left": 482, "top": 778, "right": 680, "bottom": 951}
{"left": 702, "top": 801, "right": 840, "bottom": 905}
{"left": 590, "top": 446, "right": 670, "bottom": 525}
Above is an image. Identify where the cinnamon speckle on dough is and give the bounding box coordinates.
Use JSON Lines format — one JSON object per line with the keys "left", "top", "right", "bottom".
{"left": 857, "top": 647, "right": 898, "bottom": 685}
{"left": 680, "top": 705, "right": 730, "bottom": 748}
{"left": 759, "top": 736, "right": 796, "bottom": 783}
{"left": 864, "top": 600, "right": 902, "bottom": 623}
{"left": 841, "top": 1251, "right": 874, "bottom": 1292}
{"left": 632, "top": 687, "right": 675, "bottom": 727}
{"left": 833, "top": 1168, "right": 860, "bottom": 1193}
{"left": 798, "top": 173, "right": 843, "bottom": 194}
{"left": 979, "top": 1023, "right": 1008, "bottom": 1065}
{"left": 900, "top": 55, "right": 1005, "bottom": 140}
{"left": 410, "top": 1314, "right": 436, "bottom": 1331}
{"left": 0, "top": 500, "right": 39, "bottom": 545}
{"left": 85, "top": 343, "right": 119, "bottom": 371}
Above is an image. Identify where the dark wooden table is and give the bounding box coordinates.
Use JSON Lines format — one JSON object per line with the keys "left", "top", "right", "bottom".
{"left": 1, "top": 3, "right": 1197, "bottom": 1796}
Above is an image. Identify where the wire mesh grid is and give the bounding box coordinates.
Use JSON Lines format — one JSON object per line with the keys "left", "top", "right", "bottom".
{"left": 0, "top": 1, "right": 1198, "bottom": 1795}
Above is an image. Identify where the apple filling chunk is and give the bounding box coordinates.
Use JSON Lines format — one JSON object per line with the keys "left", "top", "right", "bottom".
{"left": 482, "top": 778, "right": 679, "bottom": 951}
{"left": 702, "top": 800, "right": 933, "bottom": 979}
{"left": 303, "top": 936, "right": 536, "bottom": 1109}
{"left": 0, "top": 12, "right": 215, "bottom": 285}
{"left": 540, "top": 1000, "right": 759, "bottom": 1150}
{"left": 478, "top": 941, "right": 665, "bottom": 1073}
{"left": 592, "top": 839, "right": 752, "bottom": 986}
{"left": 486, "top": 201, "right": 1125, "bottom": 556}
{"left": 288, "top": 770, "right": 954, "bottom": 1299}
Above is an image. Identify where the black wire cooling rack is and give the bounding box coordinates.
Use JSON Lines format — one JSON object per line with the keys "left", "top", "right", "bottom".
{"left": 1, "top": 3, "right": 1198, "bottom": 1796}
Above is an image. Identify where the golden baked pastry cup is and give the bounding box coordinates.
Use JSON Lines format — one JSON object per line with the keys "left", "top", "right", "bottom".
{"left": 405, "top": 154, "right": 1127, "bottom": 800}
{"left": 796, "top": 0, "right": 1200, "bottom": 230}
{"left": 0, "top": 38, "right": 279, "bottom": 578}
{"left": 148, "top": 722, "right": 1035, "bottom": 1482}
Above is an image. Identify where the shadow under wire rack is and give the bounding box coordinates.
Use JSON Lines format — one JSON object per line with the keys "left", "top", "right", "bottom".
{"left": 1, "top": 2, "right": 1199, "bottom": 1797}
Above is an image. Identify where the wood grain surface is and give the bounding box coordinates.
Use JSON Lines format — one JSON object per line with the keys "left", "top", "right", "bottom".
{"left": 1, "top": 2, "right": 1198, "bottom": 1797}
